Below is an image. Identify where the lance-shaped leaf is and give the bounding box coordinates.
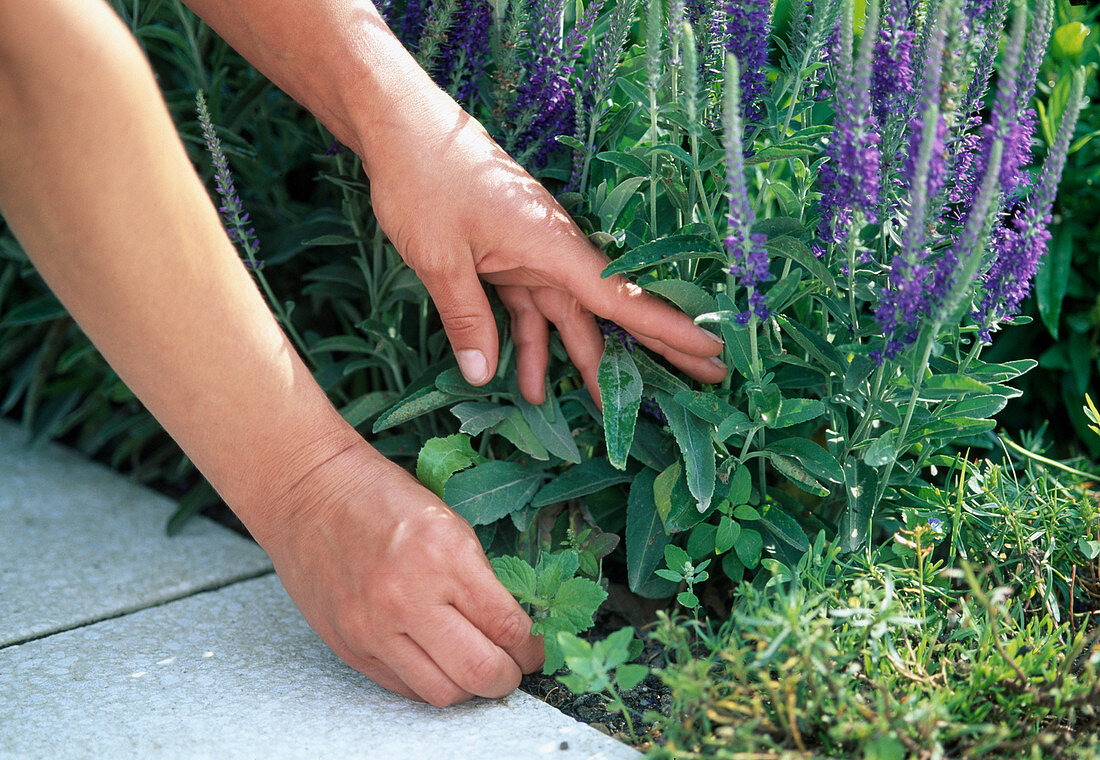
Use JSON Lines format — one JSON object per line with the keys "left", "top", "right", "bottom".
{"left": 597, "top": 340, "right": 643, "bottom": 470}
{"left": 444, "top": 461, "right": 544, "bottom": 525}
{"left": 654, "top": 391, "right": 716, "bottom": 512}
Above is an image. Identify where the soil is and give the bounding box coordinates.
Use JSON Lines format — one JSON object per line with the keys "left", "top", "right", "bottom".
{"left": 520, "top": 632, "right": 674, "bottom": 751}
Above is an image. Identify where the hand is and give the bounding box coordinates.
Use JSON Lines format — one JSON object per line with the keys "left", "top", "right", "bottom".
{"left": 363, "top": 89, "right": 727, "bottom": 406}
{"left": 260, "top": 439, "right": 545, "bottom": 706}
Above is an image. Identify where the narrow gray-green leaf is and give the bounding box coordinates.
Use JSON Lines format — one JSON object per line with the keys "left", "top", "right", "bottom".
{"left": 655, "top": 392, "right": 716, "bottom": 512}
{"left": 597, "top": 341, "right": 643, "bottom": 470}
{"left": 533, "top": 459, "right": 633, "bottom": 507}
{"left": 626, "top": 469, "right": 671, "bottom": 594}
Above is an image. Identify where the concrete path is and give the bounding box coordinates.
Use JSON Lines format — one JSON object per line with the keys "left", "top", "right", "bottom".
{"left": 0, "top": 421, "right": 639, "bottom": 759}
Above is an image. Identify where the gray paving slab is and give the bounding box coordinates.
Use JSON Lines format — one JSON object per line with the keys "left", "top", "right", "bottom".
{"left": 0, "top": 419, "right": 273, "bottom": 646}
{"left": 0, "top": 574, "right": 640, "bottom": 760}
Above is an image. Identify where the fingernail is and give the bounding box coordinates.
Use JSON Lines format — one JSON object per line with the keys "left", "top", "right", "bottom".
{"left": 700, "top": 328, "right": 724, "bottom": 345}
{"left": 457, "top": 349, "right": 490, "bottom": 385}
{"left": 708, "top": 356, "right": 728, "bottom": 372}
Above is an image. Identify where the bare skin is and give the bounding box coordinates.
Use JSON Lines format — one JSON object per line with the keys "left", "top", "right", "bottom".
{"left": 0, "top": 0, "right": 725, "bottom": 706}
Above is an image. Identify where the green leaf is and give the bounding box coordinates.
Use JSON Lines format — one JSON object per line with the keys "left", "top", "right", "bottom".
{"left": 715, "top": 516, "right": 741, "bottom": 554}
{"left": 769, "top": 397, "right": 827, "bottom": 428}
{"left": 728, "top": 464, "right": 752, "bottom": 504}
{"left": 491, "top": 408, "right": 550, "bottom": 460}
{"left": 655, "top": 392, "right": 717, "bottom": 512}
{"left": 909, "top": 374, "right": 992, "bottom": 399}
{"left": 339, "top": 391, "right": 398, "bottom": 427}
{"left": 547, "top": 576, "right": 608, "bottom": 632}
{"left": 491, "top": 555, "right": 538, "bottom": 602}
{"left": 764, "top": 268, "right": 803, "bottom": 312}
{"left": 838, "top": 458, "right": 874, "bottom": 553}
{"left": 653, "top": 460, "right": 681, "bottom": 525}
{"left": 536, "top": 550, "right": 581, "bottom": 599}
{"left": 716, "top": 410, "right": 753, "bottom": 441}
{"left": 615, "top": 664, "right": 649, "bottom": 690}
{"left": 533, "top": 459, "right": 633, "bottom": 507}
{"left": 596, "top": 150, "right": 652, "bottom": 176}
{"left": 687, "top": 522, "right": 717, "bottom": 559}
{"left": 626, "top": 469, "right": 672, "bottom": 594}
{"left": 632, "top": 350, "right": 690, "bottom": 395}
{"left": 416, "top": 434, "right": 482, "bottom": 497}
{"left": 443, "top": 461, "right": 543, "bottom": 525}
{"left": 451, "top": 401, "right": 509, "bottom": 435}
{"left": 1035, "top": 225, "right": 1072, "bottom": 338}
{"left": 677, "top": 591, "right": 700, "bottom": 608}
{"left": 909, "top": 417, "right": 996, "bottom": 442}
{"left": 436, "top": 367, "right": 506, "bottom": 397}
{"left": 664, "top": 543, "right": 691, "bottom": 572}
{"left": 766, "top": 236, "right": 837, "bottom": 294}
{"left": 766, "top": 453, "right": 829, "bottom": 497}
{"left": 517, "top": 389, "right": 581, "bottom": 464}
{"left": 744, "top": 144, "right": 818, "bottom": 165}
{"left": 760, "top": 504, "right": 809, "bottom": 551}
{"left": 750, "top": 216, "right": 804, "bottom": 238}
{"left": 601, "top": 235, "right": 722, "bottom": 277}
{"left": 775, "top": 316, "right": 845, "bottom": 374}
{"left": 734, "top": 528, "right": 763, "bottom": 568}
{"left": 373, "top": 387, "right": 458, "bottom": 432}
{"left": 733, "top": 504, "right": 760, "bottom": 520}
{"left": 1079, "top": 538, "right": 1100, "bottom": 560}
{"left": 598, "top": 341, "right": 643, "bottom": 470}
{"left": 672, "top": 390, "right": 736, "bottom": 426}
{"left": 863, "top": 430, "right": 897, "bottom": 467}
{"left": 598, "top": 176, "right": 647, "bottom": 231}
{"left": 642, "top": 280, "right": 718, "bottom": 318}
{"left": 768, "top": 438, "right": 843, "bottom": 483}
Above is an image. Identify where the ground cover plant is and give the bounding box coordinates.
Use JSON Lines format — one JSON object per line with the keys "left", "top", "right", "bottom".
{"left": 1, "top": 0, "right": 1098, "bottom": 756}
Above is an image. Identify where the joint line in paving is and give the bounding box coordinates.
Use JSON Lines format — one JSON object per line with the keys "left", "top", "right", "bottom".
{"left": 0, "top": 566, "right": 275, "bottom": 651}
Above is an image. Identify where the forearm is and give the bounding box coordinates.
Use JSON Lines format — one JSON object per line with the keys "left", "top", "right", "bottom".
{"left": 0, "top": 0, "right": 366, "bottom": 542}
{"left": 179, "top": 0, "right": 453, "bottom": 175}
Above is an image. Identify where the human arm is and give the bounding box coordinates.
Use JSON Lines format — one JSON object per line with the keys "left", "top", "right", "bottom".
{"left": 0, "top": 0, "right": 541, "bottom": 706}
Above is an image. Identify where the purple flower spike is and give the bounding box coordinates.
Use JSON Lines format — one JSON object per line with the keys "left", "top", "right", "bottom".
{"left": 976, "top": 70, "right": 1084, "bottom": 339}
{"left": 720, "top": 0, "right": 771, "bottom": 121}
{"left": 195, "top": 92, "right": 261, "bottom": 262}
{"left": 433, "top": 0, "right": 493, "bottom": 103}
{"left": 817, "top": 0, "right": 881, "bottom": 247}
{"left": 870, "top": 15, "right": 914, "bottom": 128}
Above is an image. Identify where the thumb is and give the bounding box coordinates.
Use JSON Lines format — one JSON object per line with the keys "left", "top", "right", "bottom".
{"left": 419, "top": 262, "right": 499, "bottom": 386}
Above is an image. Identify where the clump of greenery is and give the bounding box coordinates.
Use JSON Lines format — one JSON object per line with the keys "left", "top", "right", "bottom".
{"left": 647, "top": 454, "right": 1100, "bottom": 759}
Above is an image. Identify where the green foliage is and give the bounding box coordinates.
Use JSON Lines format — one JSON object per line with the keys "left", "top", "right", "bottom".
{"left": 556, "top": 627, "right": 647, "bottom": 741}
{"left": 490, "top": 550, "right": 607, "bottom": 674}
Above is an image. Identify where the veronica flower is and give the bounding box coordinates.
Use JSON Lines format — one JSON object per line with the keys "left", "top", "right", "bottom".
{"left": 513, "top": 0, "right": 604, "bottom": 170}
{"left": 872, "top": 0, "right": 947, "bottom": 360}
{"left": 975, "top": 70, "right": 1084, "bottom": 340}
{"left": 870, "top": 8, "right": 915, "bottom": 128}
{"left": 397, "top": 0, "right": 427, "bottom": 46}
{"left": 433, "top": 0, "right": 493, "bottom": 103}
{"left": 724, "top": 55, "right": 772, "bottom": 322}
{"left": 195, "top": 92, "right": 261, "bottom": 268}
{"left": 720, "top": 0, "right": 771, "bottom": 121}
{"left": 817, "top": 0, "right": 881, "bottom": 248}
{"left": 669, "top": 0, "right": 686, "bottom": 67}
